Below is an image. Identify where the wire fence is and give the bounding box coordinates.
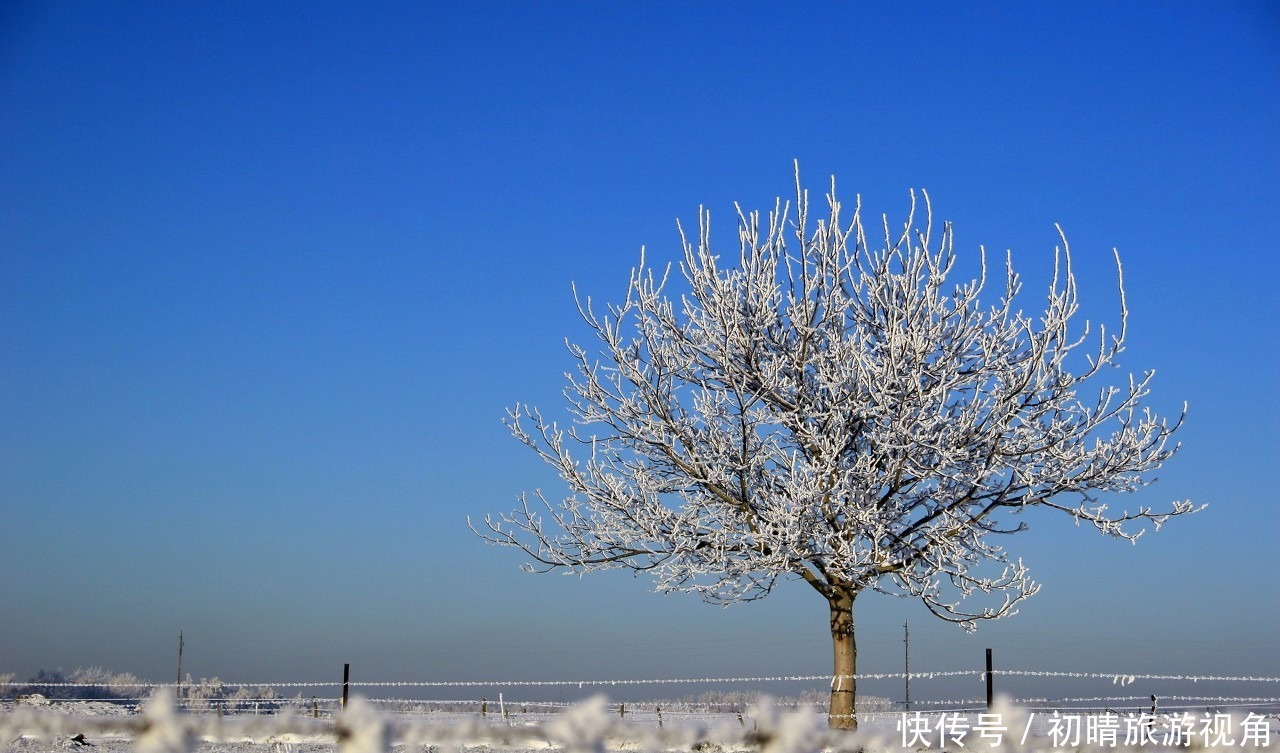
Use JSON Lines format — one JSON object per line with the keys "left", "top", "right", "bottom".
{"left": 5, "top": 671, "right": 1280, "bottom": 708}
{"left": 4, "top": 669, "right": 1280, "bottom": 720}
{"left": 2, "top": 692, "right": 1277, "bottom": 753}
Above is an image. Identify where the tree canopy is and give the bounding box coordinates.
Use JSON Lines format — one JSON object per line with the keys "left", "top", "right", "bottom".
{"left": 475, "top": 169, "right": 1197, "bottom": 727}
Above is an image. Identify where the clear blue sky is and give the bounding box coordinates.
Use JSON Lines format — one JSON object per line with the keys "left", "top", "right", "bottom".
{"left": 2, "top": 2, "right": 1277, "bottom": 704}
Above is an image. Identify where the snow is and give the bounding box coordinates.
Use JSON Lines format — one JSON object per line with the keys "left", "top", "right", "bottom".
{"left": 4, "top": 693, "right": 1277, "bottom": 753}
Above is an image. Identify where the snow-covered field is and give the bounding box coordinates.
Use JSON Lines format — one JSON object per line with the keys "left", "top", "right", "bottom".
{"left": 3, "top": 695, "right": 1276, "bottom": 753}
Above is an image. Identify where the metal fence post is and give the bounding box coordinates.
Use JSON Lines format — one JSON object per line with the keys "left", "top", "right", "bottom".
{"left": 985, "top": 648, "right": 994, "bottom": 711}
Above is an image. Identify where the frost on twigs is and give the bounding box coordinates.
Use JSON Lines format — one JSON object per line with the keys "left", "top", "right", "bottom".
{"left": 475, "top": 166, "right": 1197, "bottom": 620}
{"left": 748, "top": 697, "right": 830, "bottom": 753}
{"left": 337, "top": 697, "right": 389, "bottom": 753}
{"left": 134, "top": 691, "right": 194, "bottom": 753}
{"left": 543, "top": 695, "right": 613, "bottom": 753}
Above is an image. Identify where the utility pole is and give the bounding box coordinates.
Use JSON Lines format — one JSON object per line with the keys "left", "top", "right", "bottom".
{"left": 903, "top": 621, "right": 910, "bottom": 711}
{"left": 176, "top": 631, "right": 184, "bottom": 696}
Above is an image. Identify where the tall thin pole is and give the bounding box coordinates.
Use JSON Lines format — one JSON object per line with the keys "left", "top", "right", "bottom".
{"left": 341, "top": 663, "right": 350, "bottom": 711}
{"left": 903, "top": 621, "right": 910, "bottom": 711}
{"left": 176, "top": 631, "right": 184, "bottom": 695}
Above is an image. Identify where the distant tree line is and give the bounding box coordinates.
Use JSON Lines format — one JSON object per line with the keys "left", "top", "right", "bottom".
{"left": 1, "top": 668, "right": 147, "bottom": 702}
{"left": 671, "top": 688, "right": 894, "bottom": 714}
{"left": 1, "top": 667, "right": 280, "bottom": 711}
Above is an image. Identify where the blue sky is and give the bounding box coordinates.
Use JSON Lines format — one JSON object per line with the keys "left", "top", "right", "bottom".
{"left": 2, "top": 2, "right": 1278, "bottom": 704}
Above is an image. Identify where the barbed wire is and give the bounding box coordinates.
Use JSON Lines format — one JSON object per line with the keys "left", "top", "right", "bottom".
{"left": 993, "top": 671, "right": 1280, "bottom": 685}
{"left": 7, "top": 694, "right": 1279, "bottom": 718}
{"left": 7, "top": 669, "right": 1278, "bottom": 691}
{"left": 911, "top": 696, "right": 1280, "bottom": 706}
{"left": 7, "top": 670, "right": 1279, "bottom": 720}
{"left": 11, "top": 695, "right": 1275, "bottom": 712}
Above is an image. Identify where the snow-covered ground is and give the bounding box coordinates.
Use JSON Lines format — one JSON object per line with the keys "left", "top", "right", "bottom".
{"left": 3, "top": 695, "right": 1277, "bottom": 753}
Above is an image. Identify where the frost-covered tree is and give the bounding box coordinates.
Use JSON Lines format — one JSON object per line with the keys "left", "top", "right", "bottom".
{"left": 474, "top": 169, "right": 1197, "bottom": 728}
{"left": 0, "top": 673, "right": 14, "bottom": 701}
{"left": 69, "top": 666, "right": 147, "bottom": 703}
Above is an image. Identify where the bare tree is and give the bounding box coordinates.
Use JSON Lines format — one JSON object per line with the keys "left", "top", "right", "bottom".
{"left": 474, "top": 167, "right": 1198, "bottom": 729}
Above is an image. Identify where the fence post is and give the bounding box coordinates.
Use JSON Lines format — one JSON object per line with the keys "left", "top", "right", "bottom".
{"left": 985, "top": 648, "right": 994, "bottom": 711}
{"left": 342, "top": 663, "right": 350, "bottom": 711}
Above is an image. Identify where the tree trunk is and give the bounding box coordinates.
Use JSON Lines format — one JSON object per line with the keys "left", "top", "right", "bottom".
{"left": 828, "top": 588, "right": 858, "bottom": 729}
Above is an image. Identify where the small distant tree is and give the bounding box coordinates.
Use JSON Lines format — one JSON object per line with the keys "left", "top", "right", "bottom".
{"left": 69, "top": 666, "right": 147, "bottom": 704}
{"left": 176, "top": 674, "right": 281, "bottom": 713}
{"left": 474, "top": 169, "right": 1198, "bottom": 728}
{"left": 0, "top": 673, "right": 16, "bottom": 701}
